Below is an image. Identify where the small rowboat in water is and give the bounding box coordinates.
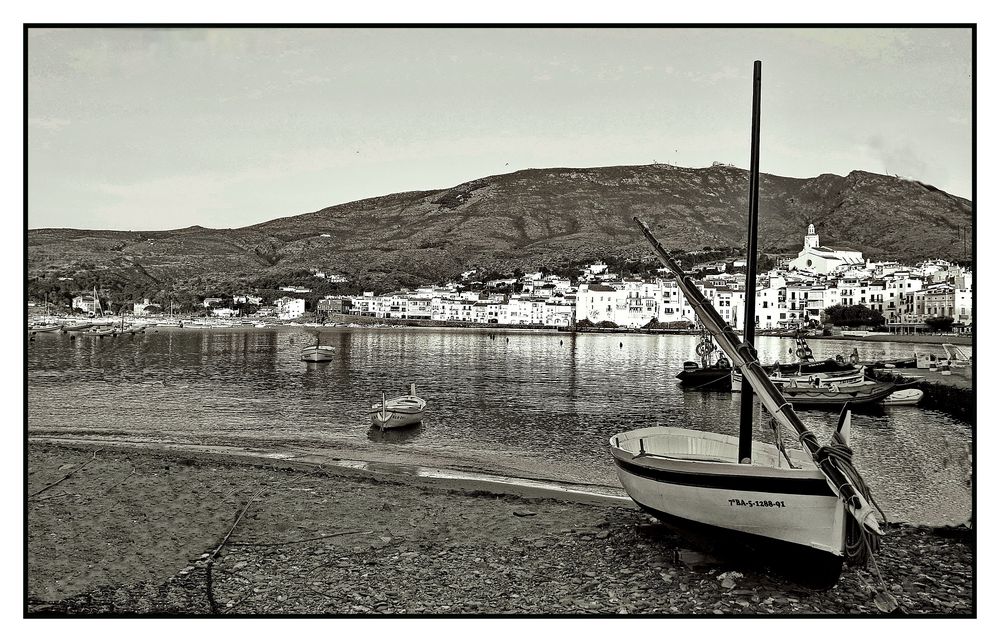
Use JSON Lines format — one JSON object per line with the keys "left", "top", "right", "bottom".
{"left": 371, "top": 384, "right": 426, "bottom": 431}
{"left": 301, "top": 343, "right": 335, "bottom": 362}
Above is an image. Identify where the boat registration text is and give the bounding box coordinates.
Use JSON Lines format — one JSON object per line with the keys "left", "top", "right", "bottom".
{"left": 728, "top": 499, "right": 787, "bottom": 508}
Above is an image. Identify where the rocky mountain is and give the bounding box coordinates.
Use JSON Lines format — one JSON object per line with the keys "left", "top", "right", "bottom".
{"left": 28, "top": 164, "right": 973, "bottom": 295}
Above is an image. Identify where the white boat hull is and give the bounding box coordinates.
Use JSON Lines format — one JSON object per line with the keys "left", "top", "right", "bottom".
{"left": 610, "top": 427, "right": 846, "bottom": 562}
{"left": 370, "top": 395, "right": 426, "bottom": 430}
{"left": 301, "top": 345, "right": 336, "bottom": 362}
{"left": 882, "top": 388, "right": 924, "bottom": 406}
{"left": 731, "top": 366, "right": 863, "bottom": 393}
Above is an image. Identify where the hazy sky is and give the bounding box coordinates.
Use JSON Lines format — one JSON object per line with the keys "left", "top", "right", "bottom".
{"left": 27, "top": 27, "right": 973, "bottom": 231}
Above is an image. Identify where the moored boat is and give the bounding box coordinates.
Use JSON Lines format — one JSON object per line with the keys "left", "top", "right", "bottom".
{"left": 882, "top": 388, "right": 924, "bottom": 406}
{"left": 731, "top": 364, "right": 865, "bottom": 392}
{"left": 675, "top": 332, "right": 732, "bottom": 391}
{"left": 371, "top": 384, "right": 427, "bottom": 430}
{"left": 779, "top": 380, "right": 898, "bottom": 408}
{"left": 301, "top": 343, "right": 336, "bottom": 362}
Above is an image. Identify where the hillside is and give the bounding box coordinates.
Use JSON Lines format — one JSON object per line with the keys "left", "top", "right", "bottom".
{"left": 27, "top": 164, "right": 973, "bottom": 297}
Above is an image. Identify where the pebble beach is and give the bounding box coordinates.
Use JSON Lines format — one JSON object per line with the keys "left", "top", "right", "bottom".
{"left": 26, "top": 442, "right": 973, "bottom": 616}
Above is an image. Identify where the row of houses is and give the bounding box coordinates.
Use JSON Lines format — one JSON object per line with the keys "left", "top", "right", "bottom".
{"left": 312, "top": 263, "right": 972, "bottom": 330}
{"left": 318, "top": 288, "right": 576, "bottom": 327}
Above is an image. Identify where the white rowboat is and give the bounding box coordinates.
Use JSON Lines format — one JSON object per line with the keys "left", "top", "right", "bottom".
{"left": 371, "top": 384, "right": 426, "bottom": 430}
{"left": 301, "top": 344, "right": 336, "bottom": 362}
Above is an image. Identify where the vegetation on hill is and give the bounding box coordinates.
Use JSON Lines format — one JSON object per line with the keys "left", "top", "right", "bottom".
{"left": 28, "top": 165, "right": 972, "bottom": 307}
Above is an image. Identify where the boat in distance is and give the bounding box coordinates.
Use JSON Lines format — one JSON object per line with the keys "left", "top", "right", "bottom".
{"left": 371, "top": 384, "right": 427, "bottom": 431}
{"left": 301, "top": 343, "right": 336, "bottom": 362}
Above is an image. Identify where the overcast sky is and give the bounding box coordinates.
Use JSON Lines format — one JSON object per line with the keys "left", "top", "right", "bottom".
{"left": 27, "top": 27, "right": 972, "bottom": 231}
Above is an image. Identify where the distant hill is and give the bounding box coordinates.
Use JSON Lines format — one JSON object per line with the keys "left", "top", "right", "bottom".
{"left": 27, "top": 164, "right": 973, "bottom": 296}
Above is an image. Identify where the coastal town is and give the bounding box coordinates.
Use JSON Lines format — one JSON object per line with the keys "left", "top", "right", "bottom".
{"left": 33, "top": 224, "right": 973, "bottom": 334}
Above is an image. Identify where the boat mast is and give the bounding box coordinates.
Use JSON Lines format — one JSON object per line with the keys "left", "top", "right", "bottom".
{"left": 737, "top": 60, "right": 762, "bottom": 464}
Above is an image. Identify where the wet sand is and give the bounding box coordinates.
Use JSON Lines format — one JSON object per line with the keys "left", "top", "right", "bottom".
{"left": 26, "top": 441, "right": 973, "bottom": 616}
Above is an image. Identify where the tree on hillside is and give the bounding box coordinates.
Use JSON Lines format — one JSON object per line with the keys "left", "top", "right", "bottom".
{"left": 823, "top": 304, "right": 886, "bottom": 328}
{"left": 925, "top": 316, "right": 955, "bottom": 332}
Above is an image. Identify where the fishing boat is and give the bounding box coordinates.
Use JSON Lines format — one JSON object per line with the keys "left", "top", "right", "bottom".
{"left": 675, "top": 331, "right": 732, "bottom": 391}
{"left": 301, "top": 342, "right": 336, "bottom": 362}
{"left": 778, "top": 380, "right": 898, "bottom": 408}
{"left": 608, "top": 63, "right": 886, "bottom": 589}
{"left": 370, "top": 384, "right": 427, "bottom": 430}
{"left": 731, "top": 364, "right": 865, "bottom": 392}
{"left": 62, "top": 322, "right": 94, "bottom": 332}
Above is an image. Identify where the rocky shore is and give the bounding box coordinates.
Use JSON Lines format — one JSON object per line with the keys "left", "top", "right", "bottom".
{"left": 27, "top": 444, "right": 973, "bottom": 616}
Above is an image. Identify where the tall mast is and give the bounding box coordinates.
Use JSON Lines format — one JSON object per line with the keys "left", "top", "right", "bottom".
{"left": 737, "top": 60, "right": 762, "bottom": 464}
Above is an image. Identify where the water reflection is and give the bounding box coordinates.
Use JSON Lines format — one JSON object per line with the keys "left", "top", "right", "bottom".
{"left": 27, "top": 327, "right": 971, "bottom": 524}
{"left": 367, "top": 423, "right": 426, "bottom": 445}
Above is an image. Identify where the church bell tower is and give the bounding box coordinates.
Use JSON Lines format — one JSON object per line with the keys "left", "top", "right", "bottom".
{"left": 804, "top": 223, "right": 819, "bottom": 250}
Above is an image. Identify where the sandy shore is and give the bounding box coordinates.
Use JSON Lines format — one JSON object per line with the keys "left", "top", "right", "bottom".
{"left": 26, "top": 441, "right": 973, "bottom": 616}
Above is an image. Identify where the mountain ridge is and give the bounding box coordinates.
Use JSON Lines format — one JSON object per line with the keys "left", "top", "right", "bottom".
{"left": 28, "top": 164, "right": 973, "bottom": 295}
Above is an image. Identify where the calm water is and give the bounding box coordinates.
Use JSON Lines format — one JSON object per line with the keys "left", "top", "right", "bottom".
{"left": 27, "top": 327, "right": 972, "bottom": 525}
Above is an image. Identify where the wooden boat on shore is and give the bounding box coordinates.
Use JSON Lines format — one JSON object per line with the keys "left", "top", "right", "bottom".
{"left": 609, "top": 64, "right": 886, "bottom": 591}
{"left": 371, "top": 384, "right": 426, "bottom": 430}
{"left": 301, "top": 342, "right": 336, "bottom": 362}
{"left": 62, "top": 322, "right": 94, "bottom": 332}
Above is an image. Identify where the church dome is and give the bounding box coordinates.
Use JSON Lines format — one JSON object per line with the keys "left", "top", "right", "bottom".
{"left": 807, "top": 223, "right": 816, "bottom": 235}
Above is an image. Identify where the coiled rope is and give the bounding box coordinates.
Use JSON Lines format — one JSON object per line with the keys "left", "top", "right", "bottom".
{"left": 815, "top": 437, "right": 887, "bottom": 566}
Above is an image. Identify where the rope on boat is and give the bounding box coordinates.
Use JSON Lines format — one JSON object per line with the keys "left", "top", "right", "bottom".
{"left": 689, "top": 371, "right": 733, "bottom": 390}
{"left": 815, "top": 439, "right": 886, "bottom": 566}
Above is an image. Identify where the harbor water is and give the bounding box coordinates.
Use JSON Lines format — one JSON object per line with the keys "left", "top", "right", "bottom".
{"left": 27, "top": 326, "right": 973, "bottom": 526}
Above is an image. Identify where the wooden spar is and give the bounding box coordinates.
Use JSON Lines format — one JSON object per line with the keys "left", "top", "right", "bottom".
{"left": 738, "top": 60, "right": 762, "bottom": 464}
{"left": 632, "top": 217, "right": 883, "bottom": 536}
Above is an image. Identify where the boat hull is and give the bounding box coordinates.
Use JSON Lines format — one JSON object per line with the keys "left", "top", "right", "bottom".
{"left": 676, "top": 367, "right": 732, "bottom": 390}
{"left": 370, "top": 395, "right": 427, "bottom": 430}
{"left": 370, "top": 409, "right": 425, "bottom": 430}
{"left": 732, "top": 366, "right": 863, "bottom": 392}
{"left": 301, "top": 345, "right": 336, "bottom": 362}
{"left": 882, "top": 388, "right": 924, "bottom": 406}
{"left": 610, "top": 427, "right": 846, "bottom": 584}
{"left": 780, "top": 382, "right": 897, "bottom": 407}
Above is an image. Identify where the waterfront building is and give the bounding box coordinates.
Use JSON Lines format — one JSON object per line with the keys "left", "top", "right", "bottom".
{"left": 915, "top": 284, "right": 956, "bottom": 319}
{"left": 71, "top": 294, "right": 99, "bottom": 315}
{"left": 274, "top": 297, "right": 306, "bottom": 320}
{"left": 133, "top": 298, "right": 156, "bottom": 315}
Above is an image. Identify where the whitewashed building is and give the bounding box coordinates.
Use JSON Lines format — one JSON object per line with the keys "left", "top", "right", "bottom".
{"left": 274, "top": 297, "right": 306, "bottom": 320}
{"left": 788, "top": 224, "right": 865, "bottom": 274}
